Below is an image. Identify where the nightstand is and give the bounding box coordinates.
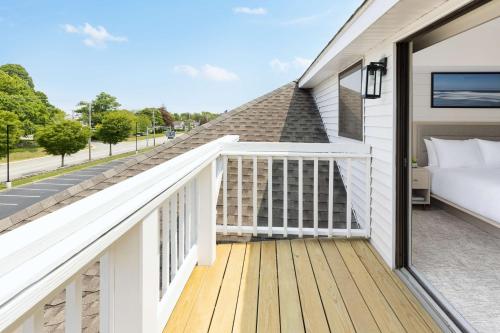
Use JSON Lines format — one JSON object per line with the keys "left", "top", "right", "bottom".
{"left": 412, "top": 167, "right": 430, "bottom": 205}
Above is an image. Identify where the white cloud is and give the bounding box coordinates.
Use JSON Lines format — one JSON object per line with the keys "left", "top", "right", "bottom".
{"left": 62, "top": 23, "right": 127, "bottom": 47}
{"left": 269, "top": 58, "right": 290, "bottom": 72}
{"left": 270, "top": 57, "right": 312, "bottom": 72}
{"left": 174, "top": 65, "right": 199, "bottom": 77}
{"left": 201, "top": 64, "right": 239, "bottom": 81}
{"left": 63, "top": 24, "right": 79, "bottom": 33}
{"left": 233, "top": 7, "right": 267, "bottom": 15}
{"left": 174, "top": 64, "right": 239, "bottom": 82}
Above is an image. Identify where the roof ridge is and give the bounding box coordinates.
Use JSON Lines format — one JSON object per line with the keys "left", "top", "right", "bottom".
{"left": 0, "top": 81, "right": 298, "bottom": 232}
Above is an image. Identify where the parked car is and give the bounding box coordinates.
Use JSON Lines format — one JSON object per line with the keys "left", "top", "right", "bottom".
{"left": 167, "top": 130, "right": 176, "bottom": 139}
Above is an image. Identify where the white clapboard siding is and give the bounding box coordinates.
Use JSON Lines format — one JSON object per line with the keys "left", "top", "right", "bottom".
{"left": 312, "top": 49, "right": 394, "bottom": 266}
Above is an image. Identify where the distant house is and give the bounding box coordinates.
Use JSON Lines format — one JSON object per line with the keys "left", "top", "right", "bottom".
{"left": 173, "top": 121, "right": 185, "bottom": 130}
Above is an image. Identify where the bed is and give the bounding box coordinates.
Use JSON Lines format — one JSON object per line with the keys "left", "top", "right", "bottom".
{"left": 427, "top": 166, "right": 500, "bottom": 225}
{"left": 414, "top": 122, "right": 500, "bottom": 227}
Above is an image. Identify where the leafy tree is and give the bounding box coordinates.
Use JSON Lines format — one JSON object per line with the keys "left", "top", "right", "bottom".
{"left": 0, "top": 70, "right": 32, "bottom": 96}
{"left": 0, "top": 65, "right": 64, "bottom": 134}
{"left": 159, "top": 106, "right": 174, "bottom": 128}
{"left": 0, "top": 64, "right": 34, "bottom": 89}
{"left": 135, "top": 114, "right": 151, "bottom": 133}
{"left": 36, "top": 120, "right": 90, "bottom": 167}
{"left": 96, "top": 111, "right": 134, "bottom": 156}
{"left": 136, "top": 107, "right": 165, "bottom": 128}
{"left": 75, "top": 92, "right": 121, "bottom": 126}
{"left": 0, "top": 110, "right": 23, "bottom": 158}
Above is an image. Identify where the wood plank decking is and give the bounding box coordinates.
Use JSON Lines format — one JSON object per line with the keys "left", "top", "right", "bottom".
{"left": 164, "top": 239, "right": 442, "bottom": 333}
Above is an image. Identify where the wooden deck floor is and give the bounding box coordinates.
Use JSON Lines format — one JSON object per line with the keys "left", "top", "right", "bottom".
{"left": 164, "top": 239, "right": 442, "bottom": 333}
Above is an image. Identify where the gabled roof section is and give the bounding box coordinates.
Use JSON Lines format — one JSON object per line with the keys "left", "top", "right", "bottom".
{"left": 299, "top": 0, "right": 449, "bottom": 88}
{"left": 0, "top": 82, "right": 328, "bottom": 233}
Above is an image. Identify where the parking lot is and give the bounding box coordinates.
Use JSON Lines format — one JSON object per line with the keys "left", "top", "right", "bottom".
{"left": 0, "top": 157, "right": 131, "bottom": 219}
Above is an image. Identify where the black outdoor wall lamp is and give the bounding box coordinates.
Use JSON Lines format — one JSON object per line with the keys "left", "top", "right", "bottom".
{"left": 364, "top": 57, "right": 387, "bottom": 99}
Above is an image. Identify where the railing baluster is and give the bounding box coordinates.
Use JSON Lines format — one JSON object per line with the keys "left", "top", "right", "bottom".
{"left": 223, "top": 156, "right": 228, "bottom": 235}
{"left": 170, "top": 194, "right": 178, "bottom": 279}
{"left": 100, "top": 251, "right": 114, "bottom": 333}
{"left": 191, "top": 179, "right": 197, "bottom": 247}
{"left": 185, "top": 183, "right": 191, "bottom": 254}
{"left": 65, "top": 276, "right": 82, "bottom": 332}
{"left": 283, "top": 157, "right": 288, "bottom": 237}
{"left": 178, "top": 187, "right": 185, "bottom": 266}
{"left": 313, "top": 158, "right": 318, "bottom": 237}
{"left": 328, "top": 158, "right": 334, "bottom": 237}
{"left": 161, "top": 201, "right": 170, "bottom": 292}
{"left": 252, "top": 156, "right": 257, "bottom": 236}
{"left": 298, "top": 157, "right": 303, "bottom": 238}
{"left": 365, "top": 157, "right": 371, "bottom": 237}
{"left": 22, "top": 306, "right": 43, "bottom": 333}
{"left": 267, "top": 157, "right": 272, "bottom": 237}
{"left": 346, "top": 158, "right": 352, "bottom": 238}
{"left": 237, "top": 156, "right": 243, "bottom": 236}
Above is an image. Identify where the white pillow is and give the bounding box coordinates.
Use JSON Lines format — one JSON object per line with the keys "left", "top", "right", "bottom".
{"left": 424, "top": 139, "right": 439, "bottom": 167}
{"left": 477, "top": 139, "right": 500, "bottom": 167}
{"left": 431, "top": 138, "right": 483, "bottom": 168}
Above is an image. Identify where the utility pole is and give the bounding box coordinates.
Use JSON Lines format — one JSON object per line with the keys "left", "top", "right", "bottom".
{"left": 6, "top": 125, "right": 12, "bottom": 189}
{"left": 88, "top": 103, "right": 92, "bottom": 161}
{"left": 152, "top": 108, "right": 156, "bottom": 146}
{"left": 135, "top": 121, "right": 138, "bottom": 154}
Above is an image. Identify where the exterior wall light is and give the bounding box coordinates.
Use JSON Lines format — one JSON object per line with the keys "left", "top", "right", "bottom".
{"left": 364, "top": 57, "right": 387, "bottom": 99}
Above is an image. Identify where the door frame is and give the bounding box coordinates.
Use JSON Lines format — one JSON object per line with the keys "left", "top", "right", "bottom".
{"left": 394, "top": 0, "right": 495, "bottom": 331}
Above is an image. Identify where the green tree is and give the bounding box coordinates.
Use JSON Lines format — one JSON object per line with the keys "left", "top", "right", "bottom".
{"left": 36, "top": 120, "right": 90, "bottom": 167}
{"left": 97, "top": 111, "right": 134, "bottom": 156}
{"left": 135, "top": 114, "right": 151, "bottom": 133}
{"left": 0, "top": 64, "right": 34, "bottom": 89}
{"left": 0, "top": 65, "right": 64, "bottom": 134}
{"left": 136, "top": 107, "right": 165, "bottom": 129}
{"left": 75, "top": 92, "right": 121, "bottom": 126}
{"left": 0, "top": 110, "right": 23, "bottom": 158}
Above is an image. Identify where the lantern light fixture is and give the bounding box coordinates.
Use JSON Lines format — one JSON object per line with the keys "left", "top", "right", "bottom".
{"left": 364, "top": 57, "right": 387, "bottom": 99}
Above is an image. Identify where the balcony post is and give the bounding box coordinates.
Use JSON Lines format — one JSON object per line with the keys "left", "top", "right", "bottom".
{"left": 197, "top": 160, "right": 217, "bottom": 266}
{"left": 106, "top": 209, "right": 160, "bottom": 333}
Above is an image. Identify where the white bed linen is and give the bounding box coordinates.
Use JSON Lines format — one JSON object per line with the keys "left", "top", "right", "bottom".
{"left": 427, "top": 166, "right": 500, "bottom": 225}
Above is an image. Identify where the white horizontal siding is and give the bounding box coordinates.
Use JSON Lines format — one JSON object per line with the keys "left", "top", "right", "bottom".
{"left": 364, "top": 46, "right": 394, "bottom": 267}
{"left": 312, "top": 68, "right": 370, "bottom": 234}
{"left": 311, "top": 44, "right": 395, "bottom": 267}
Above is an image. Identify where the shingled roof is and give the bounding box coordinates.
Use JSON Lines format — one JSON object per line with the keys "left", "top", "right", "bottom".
{"left": 2, "top": 81, "right": 354, "bottom": 332}
{"left": 1, "top": 81, "right": 329, "bottom": 233}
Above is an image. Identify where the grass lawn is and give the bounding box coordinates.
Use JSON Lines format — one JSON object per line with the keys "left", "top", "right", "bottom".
{"left": 0, "top": 147, "right": 47, "bottom": 163}
{"left": 0, "top": 147, "right": 155, "bottom": 191}
{"left": 126, "top": 132, "right": 165, "bottom": 141}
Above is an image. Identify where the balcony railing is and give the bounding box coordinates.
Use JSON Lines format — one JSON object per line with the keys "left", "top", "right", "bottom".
{"left": 0, "top": 136, "right": 371, "bottom": 333}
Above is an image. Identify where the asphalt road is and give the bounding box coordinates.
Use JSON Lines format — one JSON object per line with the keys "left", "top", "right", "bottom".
{"left": 0, "top": 136, "right": 168, "bottom": 181}
{"left": 0, "top": 157, "right": 132, "bottom": 220}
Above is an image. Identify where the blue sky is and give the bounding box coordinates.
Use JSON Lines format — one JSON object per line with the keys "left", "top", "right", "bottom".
{"left": 0, "top": 0, "right": 362, "bottom": 114}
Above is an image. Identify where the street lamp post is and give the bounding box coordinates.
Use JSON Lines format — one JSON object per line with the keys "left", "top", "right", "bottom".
{"left": 88, "top": 104, "right": 92, "bottom": 161}
{"left": 135, "top": 121, "right": 138, "bottom": 154}
{"left": 5, "top": 125, "right": 12, "bottom": 189}
{"left": 152, "top": 108, "right": 156, "bottom": 147}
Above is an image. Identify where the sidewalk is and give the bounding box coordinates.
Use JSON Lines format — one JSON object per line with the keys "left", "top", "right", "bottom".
{"left": 0, "top": 137, "right": 168, "bottom": 181}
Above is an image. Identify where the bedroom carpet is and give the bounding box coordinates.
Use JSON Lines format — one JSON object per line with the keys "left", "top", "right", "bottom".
{"left": 412, "top": 207, "right": 500, "bottom": 333}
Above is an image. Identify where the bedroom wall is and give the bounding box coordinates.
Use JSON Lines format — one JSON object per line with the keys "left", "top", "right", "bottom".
{"left": 413, "top": 17, "right": 500, "bottom": 123}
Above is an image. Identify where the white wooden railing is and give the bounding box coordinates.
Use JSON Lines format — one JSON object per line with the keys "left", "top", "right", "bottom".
{"left": 0, "top": 136, "right": 371, "bottom": 333}
{"left": 219, "top": 142, "right": 371, "bottom": 238}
